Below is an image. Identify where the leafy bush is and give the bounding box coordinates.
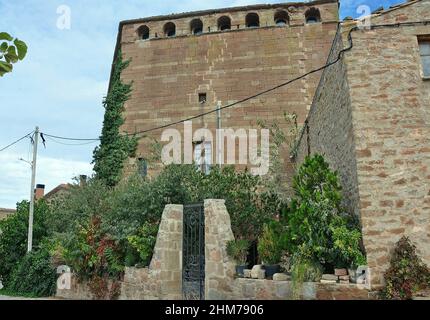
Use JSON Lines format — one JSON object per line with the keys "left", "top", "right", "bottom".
{"left": 280, "top": 251, "right": 292, "bottom": 273}
{"left": 331, "top": 223, "right": 366, "bottom": 268}
{"left": 47, "top": 179, "right": 110, "bottom": 236}
{"left": 291, "top": 249, "right": 324, "bottom": 299}
{"left": 257, "top": 221, "right": 288, "bottom": 265}
{"left": 6, "top": 244, "right": 57, "bottom": 297}
{"left": 49, "top": 163, "right": 279, "bottom": 289}
{"left": 284, "top": 154, "right": 365, "bottom": 269}
{"left": 226, "top": 239, "right": 250, "bottom": 265}
{"left": 382, "top": 236, "right": 430, "bottom": 300}
{"left": 61, "top": 216, "right": 124, "bottom": 280}
{"left": 127, "top": 222, "right": 159, "bottom": 266}
{"left": 0, "top": 200, "right": 50, "bottom": 286}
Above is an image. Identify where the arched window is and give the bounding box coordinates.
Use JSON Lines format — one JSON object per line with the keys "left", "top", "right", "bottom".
{"left": 246, "top": 13, "right": 260, "bottom": 28}
{"left": 190, "top": 19, "right": 203, "bottom": 35}
{"left": 164, "top": 22, "right": 176, "bottom": 37}
{"left": 305, "top": 8, "right": 321, "bottom": 24}
{"left": 137, "top": 25, "right": 150, "bottom": 40}
{"left": 218, "top": 16, "right": 231, "bottom": 31}
{"left": 274, "top": 10, "right": 289, "bottom": 26}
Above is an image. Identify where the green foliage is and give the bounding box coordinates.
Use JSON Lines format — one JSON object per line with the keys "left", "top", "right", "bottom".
{"left": 50, "top": 162, "right": 278, "bottom": 285}
{"left": 331, "top": 223, "right": 366, "bottom": 268}
{"left": 0, "top": 32, "right": 27, "bottom": 76}
{"left": 47, "top": 179, "right": 110, "bottom": 235}
{"left": 127, "top": 222, "right": 158, "bottom": 266}
{"left": 382, "top": 236, "right": 430, "bottom": 300}
{"left": 61, "top": 216, "right": 124, "bottom": 281}
{"left": 0, "top": 200, "right": 50, "bottom": 286}
{"left": 226, "top": 239, "right": 250, "bottom": 265}
{"left": 6, "top": 244, "right": 57, "bottom": 298}
{"left": 92, "top": 51, "right": 138, "bottom": 187}
{"left": 284, "top": 154, "right": 365, "bottom": 269}
{"left": 257, "top": 221, "right": 288, "bottom": 265}
{"left": 291, "top": 246, "right": 324, "bottom": 299}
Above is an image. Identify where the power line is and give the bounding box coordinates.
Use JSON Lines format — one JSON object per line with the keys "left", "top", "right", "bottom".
{"left": 38, "top": 20, "right": 430, "bottom": 142}
{"left": 40, "top": 132, "right": 100, "bottom": 141}
{"left": 0, "top": 131, "right": 34, "bottom": 152}
{"left": 124, "top": 25, "right": 356, "bottom": 137}
{"left": 45, "top": 135, "right": 99, "bottom": 146}
{"left": 124, "top": 20, "right": 430, "bottom": 137}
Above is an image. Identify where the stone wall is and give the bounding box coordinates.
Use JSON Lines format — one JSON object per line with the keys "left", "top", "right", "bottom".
{"left": 203, "top": 199, "right": 371, "bottom": 300}
{"left": 56, "top": 204, "right": 183, "bottom": 300}
{"left": 231, "top": 279, "right": 370, "bottom": 300}
{"left": 56, "top": 200, "right": 373, "bottom": 300}
{"left": 343, "top": 0, "right": 430, "bottom": 288}
{"left": 120, "top": 204, "right": 183, "bottom": 300}
{"left": 294, "top": 0, "right": 430, "bottom": 289}
{"left": 118, "top": 1, "right": 339, "bottom": 185}
{"left": 294, "top": 25, "right": 360, "bottom": 217}
{"left": 204, "top": 199, "right": 236, "bottom": 299}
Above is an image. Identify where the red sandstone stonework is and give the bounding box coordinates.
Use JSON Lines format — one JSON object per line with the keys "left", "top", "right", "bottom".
{"left": 114, "top": 0, "right": 339, "bottom": 187}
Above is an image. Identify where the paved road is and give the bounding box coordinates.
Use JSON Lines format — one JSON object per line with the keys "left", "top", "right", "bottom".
{"left": 0, "top": 295, "right": 56, "bottom": 300}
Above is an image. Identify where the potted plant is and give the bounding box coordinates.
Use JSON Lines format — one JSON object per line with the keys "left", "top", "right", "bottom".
{"left": 257, "top": 221, "right": 287, "bottom": 278}
{"left": 226, "top": 239, "right": 250, "bottom": 277}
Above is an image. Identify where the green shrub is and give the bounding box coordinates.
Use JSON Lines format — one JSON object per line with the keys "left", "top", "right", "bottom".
{"left": 48, "top": 163, "right": 281, "bottom": 285}
{"left": 382, "top": 236, "right": 430, "bottom": 300}
{"left": 127, "top": 222, "right": 159, "bottom": 266}
{"left": 6, "top": 245, "right": 57, "bottom": 297}
{"left": 47, "top": 179, "right": 110, "bottom": 236}
{"left": 331, "top": 222, "right": 366, "bottom": 268}
{"left": 291, "top": 247, "right": 324, "bottom": 299}
{"left": 61, "top": 216, "right": 124, "bottom": 280}
{"left": 0, "top": 200, "right": 50, "bottom": 286}
{"left": 257, "top": 221, "right": 288, "bottom": 265}
{"left": 284, "top": 154, "right": 365, "bottom": 269}
{"left": 226, "top": 239, "right": 250, "bottom": 265}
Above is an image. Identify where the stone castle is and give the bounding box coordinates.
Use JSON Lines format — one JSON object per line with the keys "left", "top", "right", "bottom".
{"left": 111, "top": 0, "right": 430, "bottom": 290}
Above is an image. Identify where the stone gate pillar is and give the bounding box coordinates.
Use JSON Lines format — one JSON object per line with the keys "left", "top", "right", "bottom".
{"left": 204, "top": 199, "right": 236, "bottom": 300}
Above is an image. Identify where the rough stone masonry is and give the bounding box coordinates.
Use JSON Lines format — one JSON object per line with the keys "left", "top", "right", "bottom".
{"left": 107, "top": 0, "right": 430, "bottom": 291}
{"left": 295, "top": 0, "right": 430, "bottom": 289}
{"left": 115, "top": 0, "right": 339, "bottom": 187}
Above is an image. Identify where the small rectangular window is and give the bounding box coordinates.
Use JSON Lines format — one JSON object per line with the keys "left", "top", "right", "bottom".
{"left": 419, "top": 37, "right": 430, "bottom": 78}
{"left": 199, "top": 93, "right": 207, "bottom": 104}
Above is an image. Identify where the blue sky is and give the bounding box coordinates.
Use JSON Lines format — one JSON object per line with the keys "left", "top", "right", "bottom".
{"left": 0, "top": 0, "right": 405, "bottom": 208}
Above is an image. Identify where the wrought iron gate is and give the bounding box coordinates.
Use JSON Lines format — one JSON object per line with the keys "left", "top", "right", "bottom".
{"left": 182, "top": 203, "right": 205, "bottom": 300}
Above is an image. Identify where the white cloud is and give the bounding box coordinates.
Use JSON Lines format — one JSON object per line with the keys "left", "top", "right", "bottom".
{"left": 0, "top": 151, "right": 93, "bottom": 208}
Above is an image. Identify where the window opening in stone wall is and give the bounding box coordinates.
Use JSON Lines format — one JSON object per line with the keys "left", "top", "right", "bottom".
{"left": 190, "top": 19, "right": 203, "bottom": 35}
{"left": 199, "top": 93, "right": 207, "bottom": 104}
{"left": 137, "top": 25, "right": 150, "bottom": 40}
{"left": 164, "top": 22, "right": 176, "bottom": 37}
{"left": 419, "top": 37, "right": 430, "bottom": 78}
{"left": 305, "top": 8, "right": 321, "bottom": 24}
{"left": 218, "top": 16, "right": 231, "bottom": 31}
{"left": 274, "top": 10, "right": 289, "bottom": 26}
{"left": 246, "top": 13, "right": 260, "bottom": 28}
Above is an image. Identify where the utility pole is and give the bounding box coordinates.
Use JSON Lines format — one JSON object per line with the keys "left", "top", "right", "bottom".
{"left": 27, "top": 126, "right": 39, "bottom": 252}
{"left": 216, "top": 101, "right": 222, "bottom": 167}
